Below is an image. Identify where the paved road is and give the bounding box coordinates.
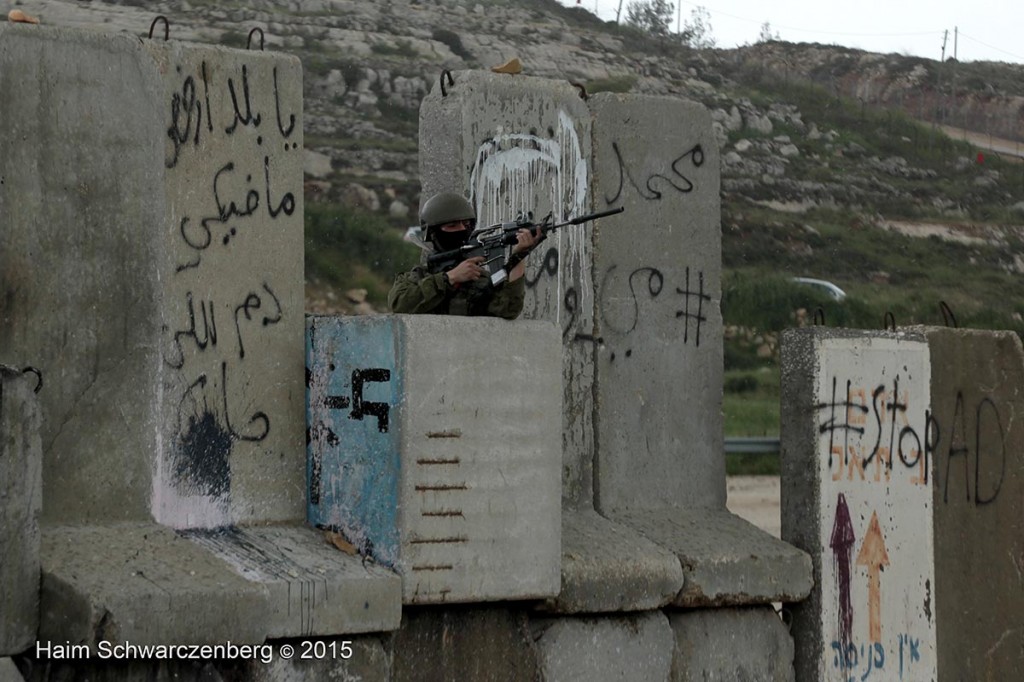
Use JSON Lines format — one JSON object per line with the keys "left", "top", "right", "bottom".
{"left": 726, "top": 476, "right": 781, "bottom": 538}
{"left": 939, "top": 124, "right": 1024, "bottom": 160}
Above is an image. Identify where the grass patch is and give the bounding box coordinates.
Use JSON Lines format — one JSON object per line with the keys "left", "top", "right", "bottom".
{"left": 305, "top": 202, "right": 420, "bottom": 307}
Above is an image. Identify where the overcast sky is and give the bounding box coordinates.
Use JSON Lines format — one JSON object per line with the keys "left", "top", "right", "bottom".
{"left": 558, "top": 0, "right": 1023, "bottom": 64}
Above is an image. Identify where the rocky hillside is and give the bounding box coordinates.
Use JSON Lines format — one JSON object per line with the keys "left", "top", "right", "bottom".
{"left": 11, "top": 0, "right": 1024, "bottom": 330}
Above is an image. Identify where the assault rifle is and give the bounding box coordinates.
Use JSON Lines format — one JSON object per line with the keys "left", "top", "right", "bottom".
{"left": 425, "top": 206, "right": 624, "bottom": 286}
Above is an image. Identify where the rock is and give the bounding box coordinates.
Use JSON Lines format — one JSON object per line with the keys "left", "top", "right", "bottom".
{"left": 304, "top": 150, "right": 334, "bottom": 179}
{"left": 779, "top": 144, "right": 800, "bottom": 158}
{"left": 345, "top": 288, "right": 368, "bottom": 304}
{"left": 1010, "top": 201, "right": 1024, "bottom": 215}
{"left": 773, "top": 135, "right": 791, "bottom": 144}
{"left": 724, "top": 151, "right": 742, "bottom": 166}
{"left": 388, "top": 200, "right": 409, "bottom": 219}
{"left": 756, "top": 344, "right": 773, "bottom": 359}
{"left": 745, "top": 113, "right": 773, "bottom": 135}
{"left": 807, "top": 123, "right": 821, "bottom": 140}
{"left": 734, "top": 139, "right": 752, "bottom": 153}
{"left": 343, "top": 183, "right": 381, "bottom": 212}
{"left": 869, "top": 271, "right": 890, "bottom": 285}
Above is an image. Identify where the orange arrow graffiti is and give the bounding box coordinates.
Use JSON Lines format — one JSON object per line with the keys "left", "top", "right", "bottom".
{"left": 856, "top": 511, "right": 891, "bottom": 643}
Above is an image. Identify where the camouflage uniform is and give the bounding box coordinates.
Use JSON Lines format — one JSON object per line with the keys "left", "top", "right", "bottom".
{"left": 387, "top": 266, "right": 525, "bottom": 319}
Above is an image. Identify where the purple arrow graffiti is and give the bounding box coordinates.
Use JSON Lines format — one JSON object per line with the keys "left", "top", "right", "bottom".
{"left": 830, "top": 493, "right": 856, "bottom": 649}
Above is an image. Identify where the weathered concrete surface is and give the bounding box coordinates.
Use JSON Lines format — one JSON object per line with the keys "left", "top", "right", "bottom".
{"left": 392, "top": 607, "right": 540, "bottom": 682}
{"left": 670, "top": 607, "right": 794, "bottom": 681}
{"left": 589, "top": 93, "right": 724, "bottom": 514}
{"left": 1, "top": 657, "right": 25, "bottom": 682}
{"left": 39, "top": 524, "right": 399, "bottom": 646}
{"left": 0, "top": 24, "right": 304, "bottom": 528}
{"left": 926, "top": 328, "right": 1024, "bottom": 682}
{"left": 307, "top": 315, "right": 561, "bottom": 604}
{"left": 535, "top": 611, "right": 674, "bottom": 681}
{"left": 0, "top": 367, "right": 42, "bottom": 655}
{"left": 542, "top": 509, "right": 683, "bottom": 613}
{"left": 419, "top": 71, "right": 596, "bottom": 507}
{"left": 782, "top": 328, "right": 936, "bottom": 682}
{"left": 183, "top": 526, "right": 401, "bottom": 638}
{"left": 611, "top": 508, "right": 812, "bottom": 606}
{"left": 243, "top": 636, "right": 391, "bottom": 681}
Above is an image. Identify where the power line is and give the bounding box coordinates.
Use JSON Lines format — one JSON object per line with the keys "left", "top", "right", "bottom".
{"left": 956, "top": 31, "right": 1024, "bottom": 62}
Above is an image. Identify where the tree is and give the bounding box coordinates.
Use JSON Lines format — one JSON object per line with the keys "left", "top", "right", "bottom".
{"left": 758, "top": 21, "right": 780, "bottom": 43}
{"left": 681, "top": 6, "right": 716, "bottom": 49}
{"left": 624, "top": 0, "right": 674, "bottom": 38}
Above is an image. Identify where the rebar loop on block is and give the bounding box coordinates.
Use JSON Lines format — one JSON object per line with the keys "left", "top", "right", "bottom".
{"left": 939, "top": 300, "right": 958, "bottom": 328}
{"left": 883, "top": 311, "right": 896, "bottom": 331}
{"left": 22, "top": 366, "right": 42, "bottom": 394}
{"left": 148, "top": 16, "right": 169, "bottom": 41}
{"left": 247, "top": 27, "right": 265, "bottom": 51}
{"left": 813, "top": 307, "right": 826, "bottom": 326}
{"left": 570, "top": 81, "right": 588, "bottom": 100}
{"left": 440, "top": 69, "right": 454, "bottom": 97}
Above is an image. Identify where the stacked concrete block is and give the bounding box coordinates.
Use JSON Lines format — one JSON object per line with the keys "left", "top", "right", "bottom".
{"left": 925, "top": 328, "right": 1024, "bottom": 681}
{"left": 420, "top": 71, "right": 596, "bottom": 507}
{"left": 535, "top": 612, "right": 675, "bottom": 681}
{"left": 419, "top": 72, "right": 812, "bottom": 623}
{"left": 2, "top": 24, "right": 398, "bottom": 646}
{"left": 586, "top": 93, "right": 811, "bottom": 606}
{"left": 670, "top": 607, "right": 794, "bottom": 681}
{"left": 0, "top": 367, "right": 42, "bottom": 655}
{"left": 782, "top": 328, "right": 937, "bottom": 681}
{"left": 0, "top": 23, "right": 304, "bottom": 527}
{"left": 307, "top": 315, "right": 562, "bottom": 604}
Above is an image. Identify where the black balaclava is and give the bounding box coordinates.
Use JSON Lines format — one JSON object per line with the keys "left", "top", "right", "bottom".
{"left": 431, "top": 225, "right": 472, "bottom": 253}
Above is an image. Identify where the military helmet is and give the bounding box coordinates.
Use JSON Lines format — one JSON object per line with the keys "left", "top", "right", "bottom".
{"left": 419, "top": 192, "right": 476, "bottom": 238}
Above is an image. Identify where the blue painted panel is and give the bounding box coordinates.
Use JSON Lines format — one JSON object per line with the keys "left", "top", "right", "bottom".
{"left": 306, "top": 315, "right": 401, "bottom": 567}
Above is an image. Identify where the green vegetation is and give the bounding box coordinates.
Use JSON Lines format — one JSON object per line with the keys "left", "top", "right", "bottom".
{"left": 305, "top": 202, "right": 420, "bottom": 307}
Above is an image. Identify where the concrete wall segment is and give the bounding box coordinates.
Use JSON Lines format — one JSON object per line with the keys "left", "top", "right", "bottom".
{"left": 925, "top": 327, "right": 1024, "bottom": 682}
{"left": 0, "top": 25, "right": 165, "bottom": 523}
{"left": 782, "top": 327, "right": 936, "bottom": 682}
{"left": 0, "top": 367, "right": 42, "bottom": 655}
{"left": 588, "top": 92, "right": 724, "bottom": 514}
{"left": 0, "top": 24, "right": 305, "bottom": 527}
{"left": 670, "top": 607, "right": 795, "bottom": 681}
{"left": 419, "top": 71, "right": 597, "bottom": 507}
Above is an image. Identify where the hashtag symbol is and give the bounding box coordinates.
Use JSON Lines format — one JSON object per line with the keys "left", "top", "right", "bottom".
{"left": 675, "top": 267, "right": 711, "bottom": 346}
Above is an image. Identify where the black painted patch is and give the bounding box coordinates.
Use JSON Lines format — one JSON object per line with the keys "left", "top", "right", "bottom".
{"left": 175, "top": 411, "right": 232, "bottom": 498}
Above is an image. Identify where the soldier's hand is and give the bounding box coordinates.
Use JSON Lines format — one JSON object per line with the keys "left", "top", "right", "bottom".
{"left": 447, "top": 256, "right": 486, "bottom": 284}
{"left": 511, "top": 227, "right": 543, "bottom": 255}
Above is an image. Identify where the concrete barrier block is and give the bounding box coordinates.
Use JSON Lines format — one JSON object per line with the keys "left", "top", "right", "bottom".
{"left": 611, "top": 508, "right": 812, "bottom": 606}
{"left": 0, "top": 367, "right": 42, "bottom": 655}
{"left": 542, "top": 509, "right": 682, "bottom": 613}
{"left": 183, "top": 526, "right": 401, "bottom": 637}
{"left": 0, "top": 25, "right": 304, "bottom": 528}
{"left": 669, "top": 607, "right": 794, "bottom": 681}
{"left": 781, "top": 328, "right": 936, "bottom": 682}
{"left": 242, "top": 636, "right": 391, "bottom": 681}
{"left": 419, "top": 70, "right": 597, "bottom": 507}
{"left": 926, "top": 328, "right": 1024, "bottom": 681}
{"left": 392, "top": 607, "right": 539, "bottom": 682}
{"left": 1, "top": 657, "right": 25, "bottom": 682}
{"left": 535, "top": 611, "right": 674, "bottom": 681}
{"left": 589, "top": 93, "right": 724, "bottom": 514}
{"left": 307, "top": 315, "right": 562, "bottom": 604}
{"left": 39, "top": 524, "right": 398, "bottom": 646}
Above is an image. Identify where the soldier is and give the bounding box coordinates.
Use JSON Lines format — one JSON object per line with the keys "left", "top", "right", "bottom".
{"left": 388, "top": 192, "right": 539, "bottom": 319}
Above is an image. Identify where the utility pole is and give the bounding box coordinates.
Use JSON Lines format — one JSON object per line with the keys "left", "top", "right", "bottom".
{"left": 938, "top": 30, "right": 948, "bottom": 128}
{"left": 616, "top": 0, "right": 624, "bottom": 23}
{"left": 677, "top": 1, "right": 682, "bottom": 35}
{"left": 951, "top": 27, "right": 959, "bottom": 134}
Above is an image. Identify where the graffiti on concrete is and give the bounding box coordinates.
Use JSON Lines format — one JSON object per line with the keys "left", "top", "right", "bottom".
{"left": 603, "top": 142, "right": 704, "bottom": 205}
{"left": 813, "top": 340, "right": 936, "bottom": 681}
{"left": 815, "top": 378, "right": 1007, "bottom": 505}
{"left": 157, "top": 56, "right": 300, "bottom": 527}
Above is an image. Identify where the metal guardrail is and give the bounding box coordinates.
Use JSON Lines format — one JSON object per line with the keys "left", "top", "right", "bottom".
{"left": 724, "top": 436, "right": 781, "bottom": 455}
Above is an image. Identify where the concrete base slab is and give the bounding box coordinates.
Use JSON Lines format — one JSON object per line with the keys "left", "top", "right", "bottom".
{"left": 1, "top": 658, "right": 25, "bottom": 682}
{"left": 392, "top": 607, "right": 539, "bottom": 682}
{"left": 40, "top": 524, "right": 400, "bottom": 646}
{"left": 534, "top": 611, "right": 674, "bottom": 682}
{"left": 670, "top": 607, "right": 794, "bottom": 681}
{"left": 1, "top": 367, "right": 42, "bottom": 655}
{"left": 184, "top": 526, "right": 401, "bottom": 638}
{"left": 244, "top": 636, "right": 390, "bottom": 681}
{"left": 610, "top": 508, "right": 812, "bottom": 606}
{"left": 541, "top": 509, "right": 683, "bottom": 613}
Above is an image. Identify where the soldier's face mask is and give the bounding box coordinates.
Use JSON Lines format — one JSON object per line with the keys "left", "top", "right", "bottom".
{"left": 432, "top": 220, "right": 473, "bottom": 252}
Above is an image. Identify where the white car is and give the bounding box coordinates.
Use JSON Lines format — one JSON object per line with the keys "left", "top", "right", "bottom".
{"left": 792, "top": 277, "right": 847, "bottom": 301}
